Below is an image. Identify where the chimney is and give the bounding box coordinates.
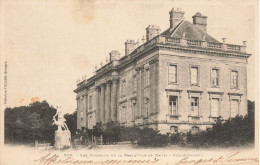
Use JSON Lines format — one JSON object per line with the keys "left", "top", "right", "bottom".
{"left": 169, "top": 8, "right": 185, "bottom": 28}
{"left": 125, "top": 40, "right": 137, "bottom": 56}
{"left": 109, "top": 50, "right": 120, "bottom": 61}
{"left": 146, "top": 25, "right": 161, "bottom": 41}
{"left": 192, "top": 12, "right": 207, "bottom": 31}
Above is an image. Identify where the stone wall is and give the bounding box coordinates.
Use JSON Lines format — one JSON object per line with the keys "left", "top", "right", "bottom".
{"left": 157, "top": 49, "right": 248, "bottom": 133}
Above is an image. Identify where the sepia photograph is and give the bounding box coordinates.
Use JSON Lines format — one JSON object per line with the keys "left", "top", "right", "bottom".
{"left": 0, "top": 0, "right": 259, "bottom": 164}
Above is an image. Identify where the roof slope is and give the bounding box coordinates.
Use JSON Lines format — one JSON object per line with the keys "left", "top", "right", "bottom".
{"left": 161, "top": 20, "right": 219, "bottom": 43}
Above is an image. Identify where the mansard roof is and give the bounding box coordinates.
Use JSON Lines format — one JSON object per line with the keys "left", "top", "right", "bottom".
{"left": 161, "top": 20, "right": 219, "bottom": 43}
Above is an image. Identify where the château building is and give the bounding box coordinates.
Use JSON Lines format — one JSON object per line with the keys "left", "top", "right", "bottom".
{"left": 74, "top": 8, "right": 251, "bottom": 134}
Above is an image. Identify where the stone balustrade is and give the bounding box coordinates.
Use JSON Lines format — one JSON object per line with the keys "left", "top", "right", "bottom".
{"left": 134, "top": 35, "right": 246, "bottom": 54}
{"left": 165, "top": 37, "right": 181, "bottom": 44}
{"left": 227, "top": 44, "right": 241, "bottom": 51}
{"left": 207, "top": 42, "right": 221, "bottom": 48}
{"left": 187, "top": 39, "right": 202, "bottom": 46}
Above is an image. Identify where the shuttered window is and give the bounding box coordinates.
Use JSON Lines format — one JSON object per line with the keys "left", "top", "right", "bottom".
{"left": 231, "top": 100, "right": 239, "bottom": 118}
{"left": 191, "top": 67, "right": 198, "bottom": 85}
{"left": 168, "top": 65, "right": 177, "bottom": 83}
{"left": 211, "top": 98, "right": 219, "bottom": 117}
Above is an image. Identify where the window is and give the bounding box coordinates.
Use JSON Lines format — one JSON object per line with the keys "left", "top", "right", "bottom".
{"left": 211, "top": 98, "right": 219, "bottom": 117}
{"left": 231, "top": 71, "right": 238, "bottom": 88}
{"left": 168, "top": 65, "right": 177, "bottom": 84}
{"left": 145, "top": 68, "right": 150, "bottom": 86}
{"left": 89, "top": 96, "right": 92, "bottom": 109}
{"left": 231, "top": 100, "right": 239, "bottom": 118}
{"left": 170, "top": 126, "right": 178, "bottom": 134}
{"left": 121, "top": 105, "right": 126, "bottom": 123}
{"left": 144, "top": 98, "right": 149, "bottom": 117}
{"left": 206, "top": 126, "right": 211, "bottom": 131}
{"left": 191, "top": 126, "right": 199, "bottom": 134}
{"left": 169, "top": 96, "right": 178, "bottom": 116}
{"left": 131, "top": 100, "right": 136, "bottom": 121}
{"left": 121, "top": 80, "right": 126, "bottom": 97}
{"left": 88, "top": 114, "right": 93, "bottom": 129}
{"left": 190, "top": 67, "right": 199, "bottom": 85}
{"left": 190, "top": 97, "right": 199, "bottom": 116}
{"left": 211, "top": 68, "right": 219, "bottom": 87}
{"left": 133, "top": 75, "right": 137, "bottom": 92}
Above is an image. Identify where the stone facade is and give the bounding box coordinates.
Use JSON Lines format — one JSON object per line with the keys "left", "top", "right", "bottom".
{"left": 74, "top": 8, "right": 251, "bottom": 134}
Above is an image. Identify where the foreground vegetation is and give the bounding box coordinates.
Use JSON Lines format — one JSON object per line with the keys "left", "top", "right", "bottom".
{"left": 5, "top": 101, "right": 255, "bottom": 148}
{"left": 77, "top": 113, "right": 254, "bottom": 148}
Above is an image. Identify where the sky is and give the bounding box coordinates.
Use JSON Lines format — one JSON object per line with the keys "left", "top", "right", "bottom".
{"left": 1, "top": 0, "right": 258, "bottom": 114}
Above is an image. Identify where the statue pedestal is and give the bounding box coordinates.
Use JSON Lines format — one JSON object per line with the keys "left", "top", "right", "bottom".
{"left": 55, "top": 130, "right": 71, "bottom": 149}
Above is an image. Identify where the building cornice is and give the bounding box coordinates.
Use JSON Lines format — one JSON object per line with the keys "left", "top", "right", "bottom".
{"left": 157, "top": 44, "right": 251, "bottom": 59}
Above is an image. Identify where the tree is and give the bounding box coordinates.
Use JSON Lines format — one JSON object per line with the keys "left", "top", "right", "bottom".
{"left": 4, "top": 101, "right": 57, "bottom": 144}
{"left": 64, "top": 111, "right": 77, "bottom": 135}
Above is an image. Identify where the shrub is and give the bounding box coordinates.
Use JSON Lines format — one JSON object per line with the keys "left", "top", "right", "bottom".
{"left": 137, "top": 128, "right": 169, "bottom": 147}
{"left": 186, "top": 115, "right": 254, "bottom": 147}
{"left": 169, "top": 133, "right": 181, "bottom": 145}
{"left": 119, "top": 127, "right": 140, "bottom": 143}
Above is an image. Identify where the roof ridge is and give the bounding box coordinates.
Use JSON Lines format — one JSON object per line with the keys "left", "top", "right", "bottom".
{"left": 160, "top": 20, "right": 219, "bottom": 43}
{"left": 186, "top": 21, "right": 219, "bottom": 42}
{"left": 170, "top": 20, "right": 184, "bottom": 37}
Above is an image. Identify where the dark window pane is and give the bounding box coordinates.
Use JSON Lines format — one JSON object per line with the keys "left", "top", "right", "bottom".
{"left": 169, "top": 96, "right": 174, "bottom": 102}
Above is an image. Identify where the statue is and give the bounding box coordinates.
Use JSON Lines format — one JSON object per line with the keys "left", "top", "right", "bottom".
{"left": 53, "top": 107, "right": 71, "bottom": 149}
{"left": 52, "top": 108, "right": 69, "bottom": 131}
